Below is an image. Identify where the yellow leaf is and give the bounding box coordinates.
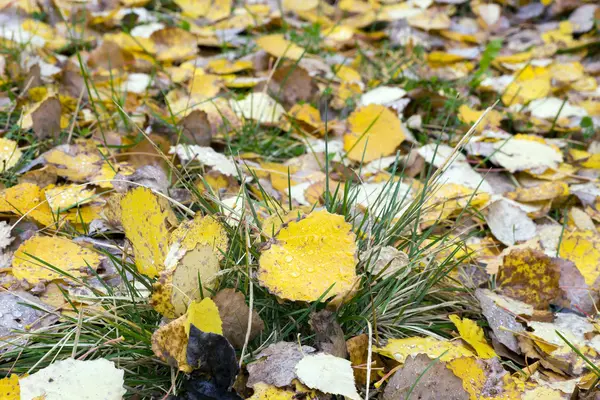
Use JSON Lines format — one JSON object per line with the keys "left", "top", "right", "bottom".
{"left": 0, "top": 138, "right": 22, "bottom": 172}
{"left": 151, "top": 313, "right": 192, "bottom": 372}
{"left": 170, "top": 214, "right": 229, "bottom": 257}
{"left": 457, "top": 104, "right": 503, "bottom": 132}
{"left": 421, "top": 184, "right": 490, "bottom": 227}
{"left": 13, "top": 236, "right": 102, "bottom": 284}
{"left": 502, "top": 78, "right": 551, "bottom": 106}
{"left": 334, "top": 64, "right": 362, "bottom": 85}
{"left": 374, "top": 336, "right": 474, "bottom": 363}
{"left": 173, "top": 0, "right": 210, "bottom": 18}
{"left": 0, "top": 183, "right": 55, "bottom": 226}
{"left": 120, "top": 187, "right": 177, "bottom": 277}
{"left": 151, "top": 27, "right": 198, "bottom": 62}
{"left": 248, "top": 382, "right": 295, "bottom": 399}
{"left": 282, "top": 0, "right": 319, "bottom": 12}
{"left": 344, "top": 104, "right": 406, "bottom": 162}
{"left": 408, "top": 9, "right": 451, "bottom": 30}
{"left": 506, "top": 181, "right": 569, "bottom": 202}
{"left": 258, "top": 210, "right": 357, "bottom": 302}
{"left": 255, "top": 34, "right": 306, "bottom": 61}
{"left": 447, "top": 357, "right": 522, "bottom": 400}
{"left": 559, "top": 230, "right": 600, "bottom": 286}
{"left": 44, "top": 184, "right": 96, "bottom": 213}
{"left": 449, "top": 315, "right": 497, "bottom": 359}
{"left": 428, "top": 51, "right": 467, "bottom": 64}
{"left": 0, "top": 374, "right": 20, "bottom": 399}
{"left": 207, "top": 59, "right": 253, "bottom": 74}
{"left": 185, "top": 298, "right": 223, "bottom": 335}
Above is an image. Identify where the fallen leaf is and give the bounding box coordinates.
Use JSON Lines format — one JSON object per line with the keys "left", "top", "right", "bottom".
{"left": 258, "top": 209, "right": 357, "bottom": 302}
{"left": 0, "top": 375, "right": 19, "bottom": 400}
{"left": 489, "top": 136, "right": 563, "bottom": 174}
{"left": 558, "top": 230, "right": 600, "bottom": 286}
{"left": 229, "top": 92, "right": 285, "bottom": 125}
{"left": 247, "top": 383, "right": 295, "bottom": 400}
{"left": 449, "top": 315, "right": 497, "bottom": 359}
{"left": 476, "top": 289, "right": 527, "bottom": 354}
{"left": 255, "top": 34, "right": 306, "bottom": 61}
{"left": 12, "top": 235, "right": 102, "bottom": 284}
{"left": 375, "top": 336, "right": 474, "bottom": 363}
{"left": 344, "top": 104, "right": 406, "bottom": 162}
{"left": 295, "top": 353, "right": 361, "bottom": 400}
{"left": 496, "top": 248, "right": 562, "bottom": 309}
{"left": 19, "top": 358, "right": 126, "bottom": 400}
{"left": 247, "top": 342, "right": 316, "bottom": 388}
{"left": 309, "top": 309, "right": 347, "bottom": 358}
{"left": 0, "top": 138, "right": 22, "bottom": 172}
{"left": 186, "top": 325, "right": 238, "bottom": 389}
{"left": 212, "top": 288, "right": 264, "bottom": 348}
{"left": 383, "top": 354, "right": 469, "bottom": 400}
{"left": 485, "top": 199, "right": 537, "bottom": 246}
{"left": 120, "top": 187, "right": 177, "bottom": 277}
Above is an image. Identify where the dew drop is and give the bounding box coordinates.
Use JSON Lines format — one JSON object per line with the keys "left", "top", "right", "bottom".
{"left": 285, "top": 255, "right": 294, "bottom": 263}
{"left": 307, "top": 267, "right": 314, "bottom": 273}
{"left": 291, "top": 271, "right": 299, "bottom": 278}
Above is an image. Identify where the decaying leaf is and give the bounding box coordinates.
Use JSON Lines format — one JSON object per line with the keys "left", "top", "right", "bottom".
{"left": 19, "top": 358, "right": 126, "bottom": 400}
{"left": 496, "top": 248, "right": 562, "bottom": 309}
{"left": 475, "top": 289, "right": 528, "bottom": 354}
{"left": 120, "top": 187, "right": 177, "bottom": 277}
{"left": 346, "top": 334, "right": 382, "bottom": 387}
{"left": 309, "top": 309, "right": 347, "bottom": 358}
{"left": 258, "top": 209, "right": 357, "bottom": 302}
{"left": 152, "top": 215, "right": 227, "bottom": 317}
{"left": 213, "top": 288, "right": 264, "bottom": 348}
{"left": 247, "top": 342, "right": 316, "bottom": 388}
{"left": 383, "top": 354, "right": 469, "bottom": 400}
{"left": 12, "top": 235, "right": 102, "bottom": 284}
{"left": 295, "top": 353, "right": 361, "bottom": 400}
{"left": 360, "top": 245, "right": 409, "bottom": 278}
{"left": 186, "top": 325, "right": 238, "bottom": 389}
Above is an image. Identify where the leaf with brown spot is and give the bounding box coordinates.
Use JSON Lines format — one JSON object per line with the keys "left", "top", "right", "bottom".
{"left": 497, "top": 248, "right": 562, "bottom": 309}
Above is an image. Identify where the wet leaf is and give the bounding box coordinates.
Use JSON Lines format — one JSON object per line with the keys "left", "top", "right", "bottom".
{"left": 295, "top": 353, "right": 360, "bottom": 400}
{"left": 258, "top": 210, "right": 357, "bottom": 302}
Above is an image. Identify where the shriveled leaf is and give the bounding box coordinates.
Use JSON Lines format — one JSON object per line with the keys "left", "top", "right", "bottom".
{"left": 186, "top": 325, "right": 238, "bottom": 389}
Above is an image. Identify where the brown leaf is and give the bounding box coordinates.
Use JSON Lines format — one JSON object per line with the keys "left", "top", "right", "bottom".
{"left": 246, "top": 341, "right": 315, "bottom": 388}
{"left": 309, "top": 310, "right": 347, "bottom": 358}
{"left": 213, "top": 289, "right": 264, "bottom": 349}
{"left": 268, "top": 65, "right": 317, "bottom": 108}
{"left": 556, "top": 258, "right": 598, "bottom": 315}
{"left": 383, "top": 354, "right": 469, "bottom": 400}
{"left": 88, "top": 41, "right": 134, "bottom": 70}
{"left": 32, "top": 97, "right": 61, "bottom": 139}
{"left": 346, "top": 334, "right": 383, "bottom": 386}
{"left": 497, "top": 248, "right": 562, "bottom": 309}
{"left": 23, "top": 64, "right": 42, "bottom": 93}
{"left": 178, "top": 110, "right": 212, "bottom": 146}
